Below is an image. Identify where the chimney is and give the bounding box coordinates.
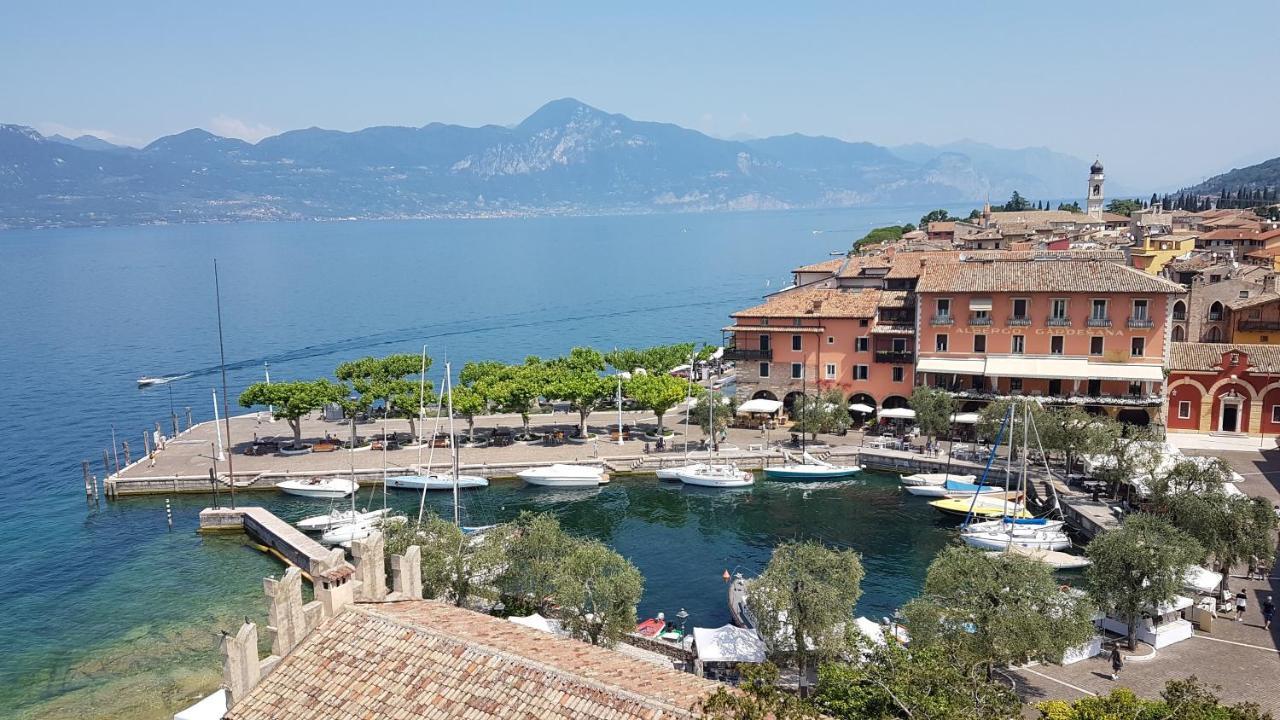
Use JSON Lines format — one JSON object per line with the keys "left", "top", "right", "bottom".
{"left": 1265, "top": 273, "right": 1278, "bottom": 295}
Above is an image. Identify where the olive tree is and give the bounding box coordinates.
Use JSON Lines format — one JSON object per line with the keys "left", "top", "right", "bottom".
{"left": 382, "top": 514, "right": 504, "bottom": 606}
{"left": 544, "top": 347, "right": 612, "bottom": 439}
{"left": 624, "top": 371, "right": 688, "bottom": 437}
{"left": 553, "top": 539, "right": 644, "bottom": 647}
{"left": 910, "top": 385, "right": 955, "bottom": 443}
{"left": 238, "top": 378, "right": 347, "bottom": 448}
{"left": 491, "top": 511, "right": 574, "bottom": 614}
{"left": 1085, "top": 513, "right": 1203, "bottom": 649}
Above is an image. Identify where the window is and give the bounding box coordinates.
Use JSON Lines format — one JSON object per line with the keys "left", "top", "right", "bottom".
{"left": 760, "top": 318, "right": 770, "bottom": 326}
{"left": 1051, "top": 298, "right": 1068, "bottom": 319}
{"left": 827, "top": 336, "right": 835, "bottom": 345}
{"left": 1012, "top": 298, "right": 1028, "bottom": 318}
{"left": 1011, "top": 335, "right": 1025, "bottom": 354}
{"left": 1088, "top": 378, "right": 1101, "bottom": 396}
{"left": 1209, "top": 274, "right": 1222, "bottom": 283}
{"left": 1091, "top": 299, "right": 1108, "bottom": 320}
{"left": 791, "top": 334, "right": 802, "bottom": 351}
{"left": 1132, "top": 298, "right": 1148, "bottom": 320}
{"left": 936, "top": 334, "right": 949, "bottom": 352}
{"left": 1051, "top": 336, "right": 1064, "bottom": 355}
{"left": 854, "top": 365, "right": 868, "bottom": 380}
{"left": 859, "top": 318, "right": 869, "bottom": 327}
{"left": 1128, "top": 382, "right": 1142, "bottom": 396}
{"left": 936, "top": 298, "right": 951, "bottom": 317}
{"left": 1090, "top": 336, "right": 1103, "bottom": 355}
{"left": 892, "top": 366, "right": 905, "bottom": 383}
{"left": 855, "top": 337, "right": 869, "bottom": 352}
{"left": 791, "top": 363, "right": 803, "bottom": 379}
{"left": 892, "top": 337, "right": 907, "bottom": 352}
{"left": 1010, "top": 378, "right": 1023, "bottom": 391}
{"left": 1239, "top": 290, "right": 1250, "bottom": 299}
{"left": 1179, "top": 401, "right": 1191, "bottom": 419}
{"left": 974, "top": 334, "right": 986, "bottom": 353}
{"left": 1049, "top": 379, "right": 1061, "bottom": 396}
{"left": 1250, "top": 309, "right": 1262, "bottom": 319}
{"left": 759, "top": 335, "right": 771, "bottom": 352}
{"left": 825, "top": 363, "right": 837, "bottom": 379}
{"left": 1209, "top": 301, "right": 1224, "bottom": 321}
{"left": 1131, "top": 337, "right": 1144, "bottom": 356}
{"left": 758, "top": 362, "right": 770, "bottom": 378}
{"left": 1272, "top": 405, "right": 1280, "bottom": 423}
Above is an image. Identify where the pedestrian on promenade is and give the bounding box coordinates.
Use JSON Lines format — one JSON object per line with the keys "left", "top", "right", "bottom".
{"left": 1236, "top": 591, "right": 1248, "bottom": 621}
{"left": 1264, "top": 596, "right": 1274, "bottom": 630}
{"left": 1109, "top": 645, "right": 1123, "bottom": 681}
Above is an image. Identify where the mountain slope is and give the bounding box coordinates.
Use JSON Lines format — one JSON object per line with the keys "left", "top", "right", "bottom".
{"left": 0, "top": 100, "right": 1099, "bottom": 230}
{"left": 1181, "top": 156, "right": 1280, "bottom": 195}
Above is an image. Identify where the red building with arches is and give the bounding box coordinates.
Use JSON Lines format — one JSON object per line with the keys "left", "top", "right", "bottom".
{"left": 1166, "top": 342, "right": 1280, "bottom": 436}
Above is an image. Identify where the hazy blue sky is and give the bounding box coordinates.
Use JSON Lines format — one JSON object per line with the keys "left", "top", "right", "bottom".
{"left": 5, "top": 1, "right": 1277, "bottom": 189}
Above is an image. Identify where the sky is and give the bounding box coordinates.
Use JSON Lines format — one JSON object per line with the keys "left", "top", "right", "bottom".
{"left": 4, "top": 1, "right": 1278, "bottom": 189}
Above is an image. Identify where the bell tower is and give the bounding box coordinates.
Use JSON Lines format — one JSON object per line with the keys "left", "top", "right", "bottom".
{"left": 1087, "top": 159, "right": 1104, "bottom": 219}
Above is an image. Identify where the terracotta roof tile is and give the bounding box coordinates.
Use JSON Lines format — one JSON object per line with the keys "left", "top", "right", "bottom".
{"left": 792, "top": 258, "right": 844, "bottom": 274}
{"left": 1201, "top": 229, "right": 1261, "bottom": 241}
{"left": 915, "top": 256, "right": 1184, "bottom": 294}
{"left": 1169, "top": 342, "right": 1280, "bottom": 373}
{"left": 225, "top": 602, "right": 719, "bottom": 720}
{"left": 733, "top": 288, "right": 881, "bottom": 318}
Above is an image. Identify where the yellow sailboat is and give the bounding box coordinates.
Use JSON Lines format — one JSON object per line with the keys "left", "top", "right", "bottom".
{"left": 929, "top": 496, "right": 1032, "bottom": 519}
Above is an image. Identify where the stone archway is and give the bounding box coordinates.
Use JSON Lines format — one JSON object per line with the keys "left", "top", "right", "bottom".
{"left": 881, "top": 395, "right": 910, "bottom": 410}
{"left": 1172, "top": 325, "right": 1185, "bottom": 342}
{"left": 751, "top": 390, "right": 778, "bottom": 401}
{"left": 783, "top": 391, "right": 805, "bottom": 414}
{"left": 1116, "top": 408, "right": 1151, "bottom": 426}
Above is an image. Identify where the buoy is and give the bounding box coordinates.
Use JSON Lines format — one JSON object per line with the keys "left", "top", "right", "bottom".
{"left": 722, "top": 569, "right": 731, "bottom": 582}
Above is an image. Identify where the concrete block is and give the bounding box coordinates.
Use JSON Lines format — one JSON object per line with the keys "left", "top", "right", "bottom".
{"left": 391, "top": 545, "right": 423, "bottom": 600}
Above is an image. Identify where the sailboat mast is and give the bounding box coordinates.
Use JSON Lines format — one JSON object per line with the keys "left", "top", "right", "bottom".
{"left": 682, "top": 355, "right": 693, "bottom": 461}
{"left": 445, "top": 362, "right": 460, "bottom": 527}
{"left": 213, "top": 259, "right": 236, "bottom": 510}
{"left": 381, "top": 400, "right": 389, "bottom": 510}
{"left": 417, "top": 344, "right": 427, "bottom": 470}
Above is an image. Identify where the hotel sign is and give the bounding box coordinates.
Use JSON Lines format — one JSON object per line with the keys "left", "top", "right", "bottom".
{"left": 951, "top": 326, "right": 1124, "bottom": 336}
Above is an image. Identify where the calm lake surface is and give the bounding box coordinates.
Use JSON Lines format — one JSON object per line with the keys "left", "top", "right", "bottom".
{"left": 0, "top": 208, "right": 959, "bottom": 719}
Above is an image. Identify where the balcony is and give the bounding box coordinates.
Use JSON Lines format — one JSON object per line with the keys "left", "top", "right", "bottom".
{"left": 1127, "top": 317, "right": 1154, "bottom": 329}
{"left": 1087, "top": 316, "right": 1113, "bottom": 327}
{"left": 723, "top": 347, "right": 771, "bottom": 361}
{"left": 1239, "top": 320, "right": 1280, "bottom": 331}
{"left": 1006, "top": 316, "right": 1032, "bottom": 327}
{"left": 1047, "top": 316, "right": 1071, "bottom": 326}
{"left": 874, "top": 350, "right": 914, "bottom": 364}
{"left": 931, "top": 315, "right": 954, "bottom": 326}
{"left": 969, "top": 315, "right": 992, "bottom": 326}
{"left": 1172, "top": 312, "right": 1187, "bottom": 321}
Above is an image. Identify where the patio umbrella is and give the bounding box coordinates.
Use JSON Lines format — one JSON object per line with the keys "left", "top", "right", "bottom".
{"left": 849, "top": 403, "right": 875, "bottom": 414}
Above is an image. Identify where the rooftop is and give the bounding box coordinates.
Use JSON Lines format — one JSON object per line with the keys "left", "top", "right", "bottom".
{"left": 916, "top": 256, "right": 1184, "bottom": 294}
{"left": 224, "top": 602, "right": 719, "bottom": 720}
{"left": 733, "top": 287, "right": 881, "bottom": 318}
{"left": 1169, "top": 342, "right": 1280, "bottom": 373}
{"left": 1201, "top": 228, "right": 1261, "bottom": 241}
{"left": 988, "top": 209, "right": 1100, "bottom": 226}
{"left": 792, "top": 258, "right": 845, "bottom": 274}
{"left": 1229, "top": 291, "right": 1280, "bottom": 311}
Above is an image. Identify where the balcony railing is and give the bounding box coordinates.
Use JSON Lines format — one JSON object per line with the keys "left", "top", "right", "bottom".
{"left": 931, "top": 315, "right": 954, "bottom": 326}
{"left": 1006, "top": 316, "right": 1032, "bottom": 326}
{"left": 1239, "top": 320, "right": 1280, "bottom": 331}
{"left": 722, "top": 347, "right": 772, "bottom": 361}
{"left": 1047, "top": 316, "right": 1071, "bottom": 326}
{"left": 970, "top": 315, "right": 992, "bottom": 326}
{"left": 874, "top": 350, "right": 914, "bottom": 364}
{"left": 1172, "top": 312, "right": 1187, "bottom": 321}
{"left": 1087, "top": 316, "right": 1113, "bottom": 327}
{"left": 1127, "top": 317, "right": 1154, "bottom": 329}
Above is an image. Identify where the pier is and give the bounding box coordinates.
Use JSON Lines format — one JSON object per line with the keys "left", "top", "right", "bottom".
{"left": 199, "top": 505, "right": 352, "bottom": 578}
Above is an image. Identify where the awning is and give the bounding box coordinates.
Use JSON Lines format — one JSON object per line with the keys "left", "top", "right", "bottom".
{"left": 738, "top": 398, "right": 783, "bottom": 414}
{"left": 693, "top": 625, "right": 767, "bottom": 663}
{"left": 917, "top": 357, "right": 985, "bottom": 375}
{"left": 849, "top": 403, "right": 875, "bottom": 414}
{"left": 1183, "top": 566, "right": 1223, "bottom": 594}
{"left": 950, "top": 412, "right": 980, "bottom": 424}
{"left": 968, "top": 298, "right": 993, "bottom": 311}
{"left": 984, "top": 355, "right": 1091, "bottom": 380}
{"left": 1086, "top": 362, "right": 1163, "bottom": 382}
{"left": 878, "top": 408, "right": 916, "bottom": 419}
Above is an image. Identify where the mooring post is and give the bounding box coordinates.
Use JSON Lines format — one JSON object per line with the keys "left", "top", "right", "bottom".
{"left": 171, "top": 412, "right": 180, "bottom": 438}
{"left": 143, "top": 431, "right": 151, "bottom": 458}
{"left": 122, "top": 440, "right": 131, "bottom": 467}
{"left": 165, "top": 498, "right": 173, "bottom": 530}
{"left": 185, "top": 406, "right": 193, "bottom": 430}
{"left": 82, "top": 460, "right": 92, "bottom": 498}
{"left": 209, "top": 467, "right": 220, "bottom": 508}
{"left": 103, "top": 449, "right": 112, "bottom": 478}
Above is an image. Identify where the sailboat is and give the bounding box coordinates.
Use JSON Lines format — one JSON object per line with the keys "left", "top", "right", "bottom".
{"left": 656, "top": 367, "right": 708, "bottom": 480}
{"left": 763, "top": 364, "right": 859, "bottom": 480}
{"left": 957, "top": 401, "right": 1071, "bottom": 551}
{"left": 675, "top": 388, "right": 753, "bottom": 488}
{"left": 387, "top": 347, "right": 489, "bottom": 491}
{"left": 900, "top": 472, "right": 977, "bottom": 487}
{"left": 903, "top": 478, "right": 1005, "bottom": 498}
{"left": 320, "top": 395, "right": 404, "bottom": 546}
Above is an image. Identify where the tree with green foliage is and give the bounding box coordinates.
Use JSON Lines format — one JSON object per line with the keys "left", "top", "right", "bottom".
{"left": 910, "top": 386, "right": 955, "bottom": 443}
{"left": 791, "top": 394, "right": 826, "bottom": 441}
{"left": 1003, "top": 191, "right": 1031, "bottom": 211}
{"left": 474, "top": 358, "right": 547, "bottom": 439}
{"left": 1057, "top": 201, "right": 1083, "bottom": 213}
{"left": 382, "top": 513, "right": 505, "bottom": 606}
{"left": 544, "top": 347, "right": 612, "bottom": 438}
{"left": 1037, "top": 678, "right": 1269, "bottom": 720}
{"left": 920, "top": 209, "right": 958, "bottom": 228}
{"left": 902, "top": 547, "right": 1096, "bottom": 679}
{"left": 1035, "top": 406, "right": 1117, "bottom": 474}
{"left": 447, "top": 385, "right": 486, "bottom": 444}
{"left": 1106, "top": 198, "right": 1144, "bottom": 216}
{"left": 688, "top": 387, "right": 734, "bottom": 449}
{"left": 335, "top": 353, "right": 427, "bottom": 413}
{"left": 820, "top": 389, "right": 851, "bottom": 435}
{"left": 853, "top": 225, "right": 913, "bottom": 251}
{"left": 605, "top": 343, "right": 696, "bottom": 375}
{"left": 749, "top": 540, "right": 864, "bottom": 688}
{"left": 1086, "top": 513, "right": 1203, "bottom": 649}
{"left": 491, "top": 512, "right": 574, "bottom": 614}
{"left": 815, "top": 642, "right": 1022, "bottom": 720}
{"left": 238, "top": 379, "right": 348, "bottom": 448}
{"left": 1149, "top": 460, "right": 1278, "bottom": 584}
{"left": 701, "top": 663, "right": 820, "bottom": 720}
{"left": 624, "top": 371, "right": 688, "bottom": 437}
{"left": 554, "top": 538, "right": 644, "bottom": 647}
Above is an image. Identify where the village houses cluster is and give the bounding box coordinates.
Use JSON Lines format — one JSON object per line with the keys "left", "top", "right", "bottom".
{"left": 727, "top": 161, "right": 1280, "bottom": 437}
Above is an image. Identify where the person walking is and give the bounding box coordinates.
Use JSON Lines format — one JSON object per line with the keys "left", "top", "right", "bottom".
{"left": 1236, "top": 591, "right": 1248, "bottom": 622}
{"left": 1263, "top": 596, "right": 1275, "bottom": 630}
{"left": 1109, "top": 644, "right": 1123, "bottom": 681}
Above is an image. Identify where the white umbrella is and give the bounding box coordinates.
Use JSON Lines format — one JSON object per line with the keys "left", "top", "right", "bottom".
{"left": 737, "top": 398, "right": 783, "bottom": 414}
{"left": 950, "top": 412, "right": 980, "bottom": 424}
{"left": 878, "top": 408, "right": 916, "bottom": 420}
{"left": 849, "top": 403, "right": 875, "bottom": 414}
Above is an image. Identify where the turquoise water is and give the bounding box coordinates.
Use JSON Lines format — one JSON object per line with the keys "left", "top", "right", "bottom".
{"left": 0, "top": 208, "right": 954, "bottom": 718}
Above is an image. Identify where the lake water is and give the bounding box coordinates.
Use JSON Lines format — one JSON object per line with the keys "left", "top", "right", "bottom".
{"left": 0, "top": 207, "right": 957, "bottom": 719}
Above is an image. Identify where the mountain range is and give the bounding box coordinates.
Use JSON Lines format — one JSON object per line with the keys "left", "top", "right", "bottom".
{"left": 1, "top": 99, "right": 1103, "bottom": 230}
{"left": 1181, "top": 155, "right": 1280, "bottom": 196}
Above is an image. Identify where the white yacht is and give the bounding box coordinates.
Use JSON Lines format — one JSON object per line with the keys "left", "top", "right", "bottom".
{"left": 277, "top": 477, "right": 358, "bottom": 499}
{"left": 676, "top": 464, "right": 754, "bottom": 488}
{"left": 386, "top": 473, "right": 488, "bottom": 490}
{"left": 517, "top": 464, "right": 608, "bottom": 487}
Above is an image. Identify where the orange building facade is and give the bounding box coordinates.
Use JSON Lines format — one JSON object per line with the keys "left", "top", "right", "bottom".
{"left": 1166, "top": 343, "right": 1280, "bottom": 436}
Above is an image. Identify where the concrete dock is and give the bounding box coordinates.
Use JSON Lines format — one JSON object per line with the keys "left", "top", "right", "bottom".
{"left": 200, "top": 506, "right": 351, "bottom": 578}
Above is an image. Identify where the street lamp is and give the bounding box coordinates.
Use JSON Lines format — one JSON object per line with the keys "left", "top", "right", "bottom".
{"left": 616, "top": 371, "right": 631, "bottom": 445}
{"left": 676, "top": 608, "right": 689, "bottom": 637}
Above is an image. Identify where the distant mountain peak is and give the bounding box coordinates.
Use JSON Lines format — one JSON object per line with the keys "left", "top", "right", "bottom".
{"left": 48, "top": 133, "right": 124, "bottom": 151}
{"left": 517, "top": 98, "right": 605, "bottom": 133}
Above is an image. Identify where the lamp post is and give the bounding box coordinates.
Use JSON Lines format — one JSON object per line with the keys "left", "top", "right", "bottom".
{"left": 676, "top": 608, "right": 691, "bottom": 672}
{"left": 264, "top": 362, "right": 275, "bottom": 421}
{"left": 616, "top": 371, "right": 630, "bottom": 445}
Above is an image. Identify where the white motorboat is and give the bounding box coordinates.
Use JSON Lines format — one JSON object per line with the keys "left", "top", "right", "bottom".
{"left": 517, "top": 464, "right": 607, "bottom": 487}
{"left": 296, "top": 507, "right": 391, "bottom": 532}
{"left": 676, "top": 464, "right": 754, "bottom": 488}
{"left": 277, "top": 477, "right": 358, "bottom": 499}
{"left": 321, "top": 514, "right": 405, "bottom": 545}
{"left": 900, "top": 472, "right": 976, "bottom": 487}
{"left": 387, "top": 473, "right": 488, "bottom": 490}
{"left": 963, "top": 517, "right": 1065, "bottom": 534}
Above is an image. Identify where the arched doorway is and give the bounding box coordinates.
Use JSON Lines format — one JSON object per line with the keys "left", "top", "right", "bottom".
{"left": 881, "top": 395, "right": 910, "bottom": 410}
{"left": 848, "top": 393, "right": 876, "bottom": 410}
{"left": 783, "top": 391, "right": 805, "bottom": 414}
{"left": 751, "top": 390, "right": 778, "bottom": 401}
{"left": 1116, "top": 408, "right": 1151, "bottom": 426}
{"left": 1209, "top": 301, "right": 1224, "bottom": 321}
{"left": 1173, "top": 299, "right": 1186, "bottom": 319}
{"left": 1172, "top": 325, "right": 1185, "bottom": 342}
{"left": 1207, "top": 326, "right": 1222, "bottom": 342}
